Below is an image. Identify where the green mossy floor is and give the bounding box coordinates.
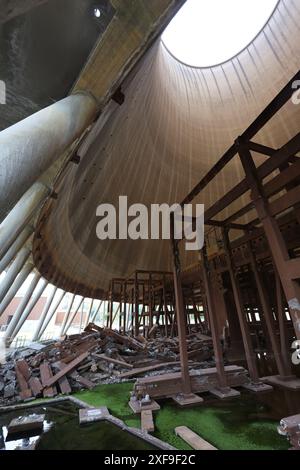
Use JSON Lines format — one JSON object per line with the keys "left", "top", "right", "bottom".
{"left": 74, "top": 383, "right": 289, "bottom": 451}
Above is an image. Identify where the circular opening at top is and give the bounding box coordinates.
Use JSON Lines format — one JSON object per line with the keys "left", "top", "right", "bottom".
{"left": 162, "top": 0, "right": 279, "bottom": 68}
{"left": 93, "top": 8, "right": 102, "bottom": 19}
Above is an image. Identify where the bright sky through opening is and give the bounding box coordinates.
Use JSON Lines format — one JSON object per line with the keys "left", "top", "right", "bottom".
{"left": 162, "top": 0, "right": 279, "bottom": 67}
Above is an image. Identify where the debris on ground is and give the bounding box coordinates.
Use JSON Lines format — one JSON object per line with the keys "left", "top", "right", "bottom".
{"left": 0, "top": 323, "right": 214, "bottom": 406}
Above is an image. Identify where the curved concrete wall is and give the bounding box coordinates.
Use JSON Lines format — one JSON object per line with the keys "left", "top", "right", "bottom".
{"left": 33, "top": 0, "right": 300, "bottom": 297}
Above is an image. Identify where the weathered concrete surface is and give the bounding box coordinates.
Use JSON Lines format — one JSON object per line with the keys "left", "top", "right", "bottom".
{"left": 33, "top": 0, "right": 300, "bottom": 298}
{"left": 0, "top": 0, "right": 113, "bottom": 131}
{"left": 0, "top": 93, "right": 98, "bottom": 220}
{"left": 0, "top": 0, "right": 48, "bottom": 23}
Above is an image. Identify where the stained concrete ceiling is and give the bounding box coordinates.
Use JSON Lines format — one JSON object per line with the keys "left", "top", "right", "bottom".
{"left": 25, "top": 0, "right": 300, "bottom": 298}
{"left": 0, "top": 0, "right": 114, "bottom": 131}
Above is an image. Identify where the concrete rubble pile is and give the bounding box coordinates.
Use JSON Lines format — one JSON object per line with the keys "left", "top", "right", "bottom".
{"left": 0, "top": 323, "right": 214, "bottom": 406}
{"left": 278, "top": 414, "right": 300, "bottom": 450}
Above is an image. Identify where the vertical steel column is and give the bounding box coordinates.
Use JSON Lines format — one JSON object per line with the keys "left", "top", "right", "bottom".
{"left": 134, "top": 273, "right": 139, "bottom": 336}
{"left": 275, "top": 270, "right": 292, "bottom": 373}
{"left": 222, "top": 228, "right": 260, "bottom": 383}
{"left": 237, "top": 138, "right": 300, "bottom": 339}
{"left": 170, "top": 215, "right": 191, "bottom": 394}
{"left": 201, "top": 246, "right": 228, "bottom": 389}
{"left": 247, "top": 240, "right": 291, "bottom": 378}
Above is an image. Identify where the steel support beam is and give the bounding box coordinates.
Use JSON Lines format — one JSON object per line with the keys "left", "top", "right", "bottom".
{"left": 222, "top": 228, "right": 260, "bottom": 383}
{"left": 237, "top": 138, "right": 300, "bottom": 339}
{"left": 201, "top": 247, "right": 228, "bottom": 389}
{"left": 170, "top": 216, "right": 191, "bottom": 394}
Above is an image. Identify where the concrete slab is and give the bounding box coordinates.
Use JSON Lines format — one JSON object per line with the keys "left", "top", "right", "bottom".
{"left": 7, "top": 414, "right": 44, "bottom": 436}
{"left": 209, "top": 387, "right": 240, "bottom": 399}
{"left": 242, "top": 381, "right": 273, "bottom": 393}
{"left": 129, "top": 398, "right": 160, "bottom": 414}
{"left": 261, "top": 375, "right": 300, "bottom": 391}
{"left": 171, "top": 393, "right": 204, "bottom": 407}
{"left": 175, "top": 426, "right": 217, "bottom": 450}
{"left": 141, "top": 410, "right": 155, "bottom": 433}
{"left": 79, "top": 407, "right": 110, "bottom": 424}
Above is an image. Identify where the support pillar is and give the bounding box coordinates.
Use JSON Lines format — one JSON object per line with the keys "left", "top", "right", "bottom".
{"left": 201, "top": 247, "right": 240, "bottom": 399}
{"left": 7, "top": 278, "right": 47, "bottom": 343}
{"left": 59, "top": 293, "right": 76, "bottom": 336}
{"left": 247, "top": 240, "right": 292, "bottom": 378}
{"left": 38, "top": 290, "right": 66, "bottom": 339}
{"left": 63, "top": 296, "right": 84, "bottom": 335}
{"left": 84, "top": 299, "right": 94, "bottom": 329}
{"left": 90, "top": 300, "right": 103, "bottom": 324}
{"left": 0, "top": 92, "right": 98, "bottom": 220}
{"left": 0, "top": 263, "right": 33, "bottom": 318}
{"left": 0, "top": 182, "right": 50, "bottom": 258}
{"left": 0, "top": 225, "right": 34, "bottom": 273}
{"left": 4, "top": 272, "right": 41, "bottom": 345}
{"left": 237, "top": 138, "right": 300, "bottom": 339}
{"left": 0, "top": 245, "right": 31, "bottom": 304}
{"left": 170, "top": 216, "right": 191, "bottom": 396}
{"left": 223, "top": 228, "right": 272, "bottom": 392}
{"left": 32, "top": 285, "right": 57, "bottom": 341}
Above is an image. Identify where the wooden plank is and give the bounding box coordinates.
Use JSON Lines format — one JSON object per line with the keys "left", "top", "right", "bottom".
{"left": 92, "top": 353, "right": 133, "bottom": 369}
{"left": 16, "top": 359, "right": 31, "bottom": 381}
{"left": 141, "top": 410, "right": 154, "bottom": 433}
{"left": 53, "top": 361, "right": 73, "bottom": 394}
{"left": 175, "top": 426, "right": 217, "bottom": 450}
{"left": 118, "top": 361, "right": 180, "bottom": 379}
{"left": 14, "top": 362, "right": 32, "bottom": 400}
{"left": 43, "top": 352, "right": 89, "bottom": 388}
{"left": 40, "top": 362, "right": 57, "bottom": 398}
{"left": 28, "top": 377, "right": 43, "bottom": 397}
{"left": 69, "top": 371, "right": 94, "bottom": 390}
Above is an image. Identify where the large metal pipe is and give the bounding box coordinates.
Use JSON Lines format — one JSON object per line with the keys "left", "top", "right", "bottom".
{"left": 0, "top": 225, "right": 34, "bottom": 273}
{"left": 32, "top": 285, "right": 57, "bottom": 341}
{"left": 8, "top": 278, "right": 48, "bottom": 343}
{"left": 0, "top": 245, "right": 31, "bottom": 304}
{"left": 0, "top": 92, "right": 98, "bottom": 220}
{"left": 4, "top": 272, "right": 41, "bottom": 345}
{"left": 0, "top": 263, "right": 34, "bottom": 318}
{"left": 0, "top": 182, "right": 49, "bottom": 257}
{"left": 38, "top": 289, "right": 66, "bottom": 340}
